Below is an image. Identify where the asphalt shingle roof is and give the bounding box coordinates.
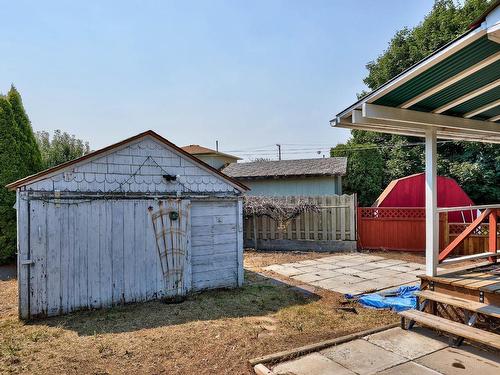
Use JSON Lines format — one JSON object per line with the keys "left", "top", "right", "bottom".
{"left": 221, "top": 158, "right": 347, "bottom": 179}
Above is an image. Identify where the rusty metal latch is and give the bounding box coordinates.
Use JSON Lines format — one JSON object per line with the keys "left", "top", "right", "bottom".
{"left": 21, "top": 259, "right": 35, "bottom": 266}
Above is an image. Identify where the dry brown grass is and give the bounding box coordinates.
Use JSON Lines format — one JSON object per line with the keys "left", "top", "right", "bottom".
{"left": 0, "top": 253, "right": 398, "bottom": 375}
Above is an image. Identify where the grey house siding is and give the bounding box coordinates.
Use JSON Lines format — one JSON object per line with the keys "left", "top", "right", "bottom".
{"left": 241, "top": 176, "right": 342, "bottom": 196}
{"left": 192, "top": 154, "right": 237, "bottom": 170}
{"left": 16, "top": 134, "right": 244, "bottom": 319}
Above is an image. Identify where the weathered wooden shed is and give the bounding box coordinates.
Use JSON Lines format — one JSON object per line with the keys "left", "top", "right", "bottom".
{"left": 7, "top": 130, "right": 248, "bottom": 319}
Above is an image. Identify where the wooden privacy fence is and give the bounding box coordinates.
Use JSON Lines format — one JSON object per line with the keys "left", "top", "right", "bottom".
{"left": 357, "top": 207, "right": 500, "bottom": 254}
{"left": 244, "top": 195, "right": 357, "bottom": 252}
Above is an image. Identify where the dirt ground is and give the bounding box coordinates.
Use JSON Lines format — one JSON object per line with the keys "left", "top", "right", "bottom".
{"left": 0, "top": 251, "right": 400, "bottom": 375}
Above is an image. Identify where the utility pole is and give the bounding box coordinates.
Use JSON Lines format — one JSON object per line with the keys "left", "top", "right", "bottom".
{"left": 216, "top": 140, "right": 219, "bottom": 152}
{"left": 276, "top": 144, "right": 281, "bottom": 160}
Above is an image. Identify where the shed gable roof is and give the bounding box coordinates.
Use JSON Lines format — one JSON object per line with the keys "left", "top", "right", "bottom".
{"left": 221, "top": 158, "right": 347, "bottom": 179}
{"left": 7, "top": 130, "right": 248, "bottom": 192}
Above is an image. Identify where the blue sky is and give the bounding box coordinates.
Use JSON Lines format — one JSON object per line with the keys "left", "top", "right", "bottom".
{"left": 1, "top": 0, "right": 435, "bottom": 160}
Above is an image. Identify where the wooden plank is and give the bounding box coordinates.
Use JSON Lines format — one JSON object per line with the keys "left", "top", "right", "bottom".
{"left": 321, "top": 196, "right": 328, "bottom": 241}
{"left": 236, "top": 199, "right": 244, "bottom": 287}
{"left": 123, "top": 200, "right": 136, "bottom": 302}
{"left": 311, "top": 197, "right": 319, "bottom": 240}
{"left": 17, "top": 193, "right": 30, "bottom": 319}
{"left": 465, "top": 276, "right": 500, "bottom": 289}
{"left": 46, "top": 203, "right": 61, "bottom": 316}
{"left": 30, "top": 200, "right": 47, "bottom": 317}
{"left": 349, "top": 194, "right": 356, "bottom": 241}
{"left": 400, "top": 309, "right": 500, "bottom": 349}
{"left": 340, "top": 195, "right": 346, "bottom": 241}
{"left": 295, "top": 197, "right": 301, "bottom": 240}
{"left": 77, "top": 202, "right": 89, "bottom": 309}
{"left": 303, "top": 196, "right": 310, "bottom": 240}
{"left": 87, "top": 201, "right": 101, "bottom": 308}
{"left": 59, "top": 203, "right": 70, "bottom": 314}
{"left": 480, "top": 282, "right": 500, "bottom": 293}
{"left": 99, "top": 201, "right": 113, "bottom": 307}
{"left": 248, "top": 323, "right": 400, "bottom": 367}
{"left": 416, "top": 290, "right": 500, "bottom": 318}
{"left": 331, "top": 196, "right": 337, "bottom": 240}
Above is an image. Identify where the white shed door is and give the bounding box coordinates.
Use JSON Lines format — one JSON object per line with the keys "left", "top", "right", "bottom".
{"left": 24, "top": 198, "right": 191, "bottom": 318}
{"left": 148, "top": 199, "right": 191, "bottom": 299}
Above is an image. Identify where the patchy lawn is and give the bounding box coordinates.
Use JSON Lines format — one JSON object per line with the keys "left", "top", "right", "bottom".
{"left": 0, "top": 252, "right": 398, "bottom": 375}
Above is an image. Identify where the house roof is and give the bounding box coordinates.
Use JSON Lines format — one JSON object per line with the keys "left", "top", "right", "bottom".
{"left": 7, "top": 130, "right": 249, "bottom": 192}
{"left": 331, "top": 1, "right": 500, "bottom": 143}
{"left": 181, "top": 144, "right": 241, "bottom": 160}
{"left": 221, "top": 157, "right": 347, "bottom": 179}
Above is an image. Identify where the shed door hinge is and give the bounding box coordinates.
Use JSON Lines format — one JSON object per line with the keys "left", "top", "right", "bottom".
{"left": 21, "top": 259, "right": 35, "bottom": 266}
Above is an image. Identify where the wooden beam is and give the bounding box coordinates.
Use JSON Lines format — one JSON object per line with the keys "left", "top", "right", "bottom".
{"left": 401, "top": 52, "right": 500, "bottom": 109}
{"left": 352, "top": 110, "right": 499, "bottom": 141}
{"left": 464, "top": 98, "right": 500, "bottom": 118}
{"left": 488, "top": 114, "right": 500, "bottom": 122}
{"left": 433, "top": 78, "right": 500, "bottom": 114}
{"left": 363, "top": 103, "right": 500, "bottom": 135}
{"left": 439, "top": 208, "right": 491, "bottom": 262}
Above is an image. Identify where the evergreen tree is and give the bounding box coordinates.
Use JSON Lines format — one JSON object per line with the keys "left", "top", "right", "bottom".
{"left": 0, "top": 96, "right": 22, "bottom": 263}
{"left": 331, "top": 143, "right": 384, "bottom": 206}
{"left": 7, "top": 85, "right": 43, "bottom": 176}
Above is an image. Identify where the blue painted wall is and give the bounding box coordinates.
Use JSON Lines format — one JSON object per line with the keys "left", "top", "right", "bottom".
{"left": 241, "top": 176, "right": 342, "bottom": 196}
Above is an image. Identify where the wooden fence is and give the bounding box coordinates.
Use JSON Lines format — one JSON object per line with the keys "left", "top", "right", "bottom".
{"left": 244, "top": 195, "right": 357, "bottom": 251}
{"left": 357, "top": 207, "right": 500, "bottom": 254}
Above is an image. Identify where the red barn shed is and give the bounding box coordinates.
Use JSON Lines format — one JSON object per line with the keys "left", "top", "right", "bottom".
{"left": 373, "top": 173, "right": 476, "bottom": 223}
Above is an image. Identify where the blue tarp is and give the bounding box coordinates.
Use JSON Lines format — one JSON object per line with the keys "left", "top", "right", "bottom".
{"left": 346, "top": 285, "right": 419, "bottom": 312}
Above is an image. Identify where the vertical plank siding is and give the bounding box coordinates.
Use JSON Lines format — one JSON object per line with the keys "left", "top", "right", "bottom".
{"left": 244, "top": 195, "right": 357, "bottom": 243}
{"left": 19, "top": 197, "right": 241, "bottom": 318}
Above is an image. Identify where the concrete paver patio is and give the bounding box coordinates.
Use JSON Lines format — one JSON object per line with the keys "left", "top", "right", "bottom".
{"left": 263, "top": 253, "right": 435, "bottom": 295}
{"left": 271, "top": 327, "right": 500, "bottom": 375}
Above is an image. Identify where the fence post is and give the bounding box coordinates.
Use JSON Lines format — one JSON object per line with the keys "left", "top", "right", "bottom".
{"left": 349, "top": 194, "right": 355, "bottom": 241}
{"left": 489, "top": 209, "right": 498, "bottom": 263}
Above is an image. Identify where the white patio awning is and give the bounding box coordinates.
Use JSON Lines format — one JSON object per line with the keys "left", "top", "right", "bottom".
{"left": 331, "top": 3, "right": 500, "bottom": 143}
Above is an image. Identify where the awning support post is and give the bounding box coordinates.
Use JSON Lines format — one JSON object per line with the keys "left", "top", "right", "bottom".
{"left": 425, "top": 129, "right": 438, "bottom": 276}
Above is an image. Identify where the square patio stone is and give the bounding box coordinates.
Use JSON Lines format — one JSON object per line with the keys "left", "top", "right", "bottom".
{"left": 294, "top": 265, "right": 322, "bottom": 273}
{"left": 376, "top": 361, "right": 442, "bottom": 375}
{"left": 296, "top": 259, "right": 324, "bottom": 266}
{"left": 292, "top": 272, "right": 330, "bottom": 283}
{"left": 271, "top": 266, "right": 306, "bottom": 277}
{"left": 364, "top": 327, "right": 448, "bottom": 360}
{"left": 354, "top": 271, "right": 381, "bottom": 280}
{"left": 316, "top": 263, "right": 343, "bottom": 270}
{"left": 321, "top": 339, "right": 407, "bottom": 375}
{"left": 369, "top": 268, "right": 402, "bottom": 277}
{"left": 336, "top": 267, "right": 363, "bottom": 275}
{"left": 351, "top": 263, "right": 383, "bottom": 271}
{"left": 272, "top": 353, "right": 355, "bottom": 375}
{"left": 336, "top": 260, "right": 367, "bottom": 267}
{"left": 263, "top": 264, "right": 285, "bottom": 273}
{"left": 387, "top": 265, "right": 421, "bottom": 272}
{"left": 415, "top": 346, "right": 500, "bottom": 375}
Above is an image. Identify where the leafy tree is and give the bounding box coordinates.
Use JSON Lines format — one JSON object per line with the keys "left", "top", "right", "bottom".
{"left": 7, "top": 85, "right": 43, "bottom": 176}
{"left": 331, "top": 143, "right": 384, "bottom": 206}
{"left": 36, "top": 130, "right": 90, "bottom": 169}
{"left": 0, "top": 96, "right": 22, "bottom": 263}
{"left": 337, "top": 0, "right": 498, "bottom": 205}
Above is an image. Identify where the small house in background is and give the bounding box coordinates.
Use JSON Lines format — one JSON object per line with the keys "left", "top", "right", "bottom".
{"left": 181, "top": 144, "right": 241, "bottom": 170}
{"left": 373, "top": 173, "right": 476, "bottom": 223}
{"left": 222, "top": 157, "right": 347, "bottom": 196}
